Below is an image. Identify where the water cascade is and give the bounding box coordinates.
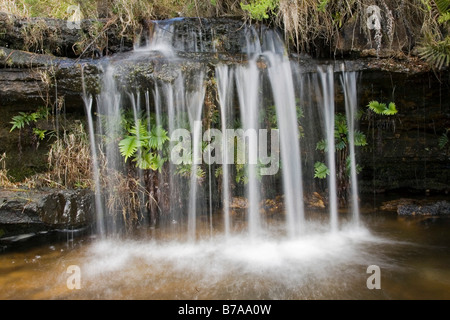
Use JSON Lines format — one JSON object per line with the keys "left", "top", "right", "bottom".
{"left": 84, "top": 18, "right": 362, "bottom": 240}
{"left": 318, "top": 66, "right": 339, "bottom": 232}
{"left": 263, "top": 46, "right": 305, "bottom": 238}
{"left": 341, "top": 69, "right": 361, "bottom": 226}
{"left": 215, "top": 65, "right": 233, "bottom": 237}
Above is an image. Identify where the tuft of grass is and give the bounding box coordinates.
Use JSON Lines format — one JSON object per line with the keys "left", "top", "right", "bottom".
{"left": 0, "top": 0, "right": 97, "bottom": 19}
{"left": 46, "top": 122, "right": 93, "bottom": 189}
{"left": 0, "top": 153, "right": 17, "bottom": 188}
{"left": 103, "top": 170, "right": 153, "bottom": 231}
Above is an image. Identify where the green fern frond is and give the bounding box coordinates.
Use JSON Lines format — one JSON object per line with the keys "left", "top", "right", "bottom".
{"left": 314, "top": 161, "right": 330, "bottom": 179}
{"left": 129, "top": 120, "right": 148, "bottom": 138}
{"left": 384, "top": 102, "right": 398, "bottom": 115}
{"left": 367, "top": 100, "right": 398, "bottom": 116}
{"left": 316, "top": 139, "right": 328, "bottom": 152}
{"left": 367, "top": 101, "right": 387, "bottom": 114}
{"left": 418, "top": 37, "right": 450, "bottom": 70}
{"left": 149, "top": 126, "right": 169, "bottom": 150}
{"left": 336, "top": 140, "right": 347, "bottom": 150}
{"left": 215, "top": 166, "right": 223, "bottom": 178}
{"left": 346, "top": 158, "right": 363, "bottom": 176}
{"left": 134, "top": 151, "right": 155, "bottom": 170}
{"left": 438, "top": 12, "right": 450, "bottom": 23}
{"left": 119, "top": 136, "right": 141, "bottom": 162}
{"left": 435, "top": 0, "right": 450, "bottom": 14}
{"left": 152, "top": 154, "right": 166, "bottom": 172}
{"left": 354, "top": 131, "right": 368, "bottom": 146}
{"left": 10, "top": 114, "right": 28, "bottom": 132}
{"left": 438, "top": 132, "right": 449, "bottom": 149}
{"left": 33, "top": 128, "right": 47, "bottom": 140}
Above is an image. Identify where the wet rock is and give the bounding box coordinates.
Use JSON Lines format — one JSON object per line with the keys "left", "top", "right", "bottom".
{"left": 262, "top": 195, "right": 285, "bottom": 215}
{"left": 36, "top": 189, "right": 94, "bottom": 227}
{"left": 380, "top": 198, "right": 420, "bottom": 211}
{"left": 0, "top": 189, "right": 95, "bottom": 237}
{"left": 230, "top": 196, "right": 248, "bottom": 209}
{"left": 380, "top": 198, "right": 450, "bottom": 216}
{"left": 143, "top": 18, "right": 253, "bottom": 55}
{"left": 0, "top": 46, "right": 103, "bottom": 105}
{"left": 305, "top": 192, "right": 326, "bottom": 209}
{"left": 397, "top": 201, "right": 450, "bottom": 216}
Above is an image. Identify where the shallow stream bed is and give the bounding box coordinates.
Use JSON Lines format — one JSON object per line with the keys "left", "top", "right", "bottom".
{"left": 1, "top": 201, "right": 449, "bottom": 300}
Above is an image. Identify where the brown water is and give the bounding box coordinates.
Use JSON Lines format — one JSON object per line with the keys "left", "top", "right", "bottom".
{"left": 1, "top": 205, "right": 449, "bottom": 300}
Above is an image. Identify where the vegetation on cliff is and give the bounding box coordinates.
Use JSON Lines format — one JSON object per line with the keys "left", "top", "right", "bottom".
{"left": 0, "top": 0, "right": 448, "bottom": 66}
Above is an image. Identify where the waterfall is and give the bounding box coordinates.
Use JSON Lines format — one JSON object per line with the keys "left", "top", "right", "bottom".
{"left": 186, "top": 73, "right": 206, "bottom": 241}
{"left": 84, "top": 18, "right": 363, "bottom": 240}
{"left": 81, "top": 66, "right": 105, "bottom": 237}
{"left": 263, "top": 50, "right": 305, "bottom": 238}
{"left": 341, "top": 69, "right": 361, "bottom": 226}
{"left": 215, "top": 65, "right": 233, "bottom": 237}
{"left": 235, "top": 60, "right": 262, "bottom": 238}
{"left": 318, "top": 65, "right": 339, "bottom": 232}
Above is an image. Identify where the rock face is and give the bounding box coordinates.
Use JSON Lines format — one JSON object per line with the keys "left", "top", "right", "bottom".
{"left": 397, "top": 201, "right": 450, "bottom": 216}
{"left": 357, "top": 71, "right": 450, "bottom": 194}
{"left": 0, "top": 12, "right": 134, "bottom": 58}
{"left": 380, "top": 198, "right": 450, "bottom": 216}
{"left": 0, "top": 46, "right": 103, "bottom": 105}
{"left": 0, "top": 16, "right": 449, "bottom": 219}
{"left": 0, "top": 189, "right": 94, "bottom": 237}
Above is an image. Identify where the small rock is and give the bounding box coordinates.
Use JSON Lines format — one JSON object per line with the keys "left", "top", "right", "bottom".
{"left": 230, "top": 197, "right": 248, "bottom": 209}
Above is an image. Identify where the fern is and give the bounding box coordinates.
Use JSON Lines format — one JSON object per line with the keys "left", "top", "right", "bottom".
{"left": 346, "top": 158, "right": 363, "bottom": 176}
{"left": 354, "top": 130, "right": 368, "bottom": 147}
{"left": 134, "top": 151, "right": 155, "bottom": 170}
{"left": 235, "top": 163, "right": 249, "bottom": 184}
{"left": 367, "top": 101, "right": 398, "bottom": 116}
{"left": 336, "top": 140, "right": 347, "bottom": 150}
{"left": 418, "top": 37, "right": 450, "bottom": 70}
{"left": 367, "top": 101, "right": 387, "bottom": 115}
{"left": 215, "top": 166, "right": 223, "bottom": 178}
{"left": 149, "top": 126, "right": 170, "bottom": 150}
{"left": 151, "top": 154, "right": 166, "bottom": 172}
{"left": 438, "top": 132, "right": 449, "bottom": 149}
{"left": 435, "top": 0, "right": 450, "bottom": 14}
{"left": 129, "top": 120, "right": 148, "bottom": 138}
{"left": 119, "top": 136, "right": 141, "bottom": 162}
{"left": 10, "top": 113, "right": 32, "bottom": 132}
{"left": 314, "top": 161, "right": 330, "bottom": 179}
{"left": 316, "top": 139, "right": 327, "bottom": 152}
{"left": 10, "top": 107, "right": 49, "bottom": 146}
{"left": 384, "top": 102, "right": 398, "bottom": 115}
{"left": 438, "top": 12, "right": 450, "bottom": 24}
{"left": 176, "top": 164, "right": 205, "bottom": 179}
{"left": 33, "top": 128, "right": 47, "bottom": 140}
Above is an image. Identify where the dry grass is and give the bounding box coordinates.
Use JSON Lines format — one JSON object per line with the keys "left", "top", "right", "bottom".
{"left": 0, "top": 153, "right": 17, "bottom": 188}
{"left": 103, "top": 169, "right": 155, "bottom": 230}
{"left": 275, "top": 0, "right": 444, "bottom": 54}
{"left": 46, "top": 122, "right": 93, "bottom": 189}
